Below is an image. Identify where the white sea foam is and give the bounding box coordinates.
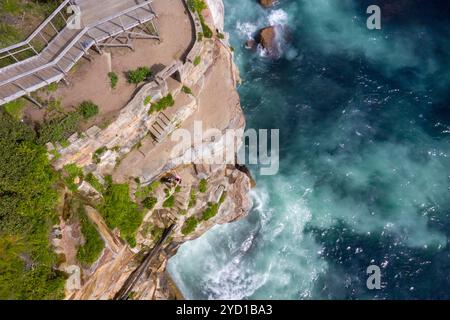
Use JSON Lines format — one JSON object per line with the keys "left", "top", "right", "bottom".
{"left": 268, "top": 9, "right": 289, "bottom": 26}
{"left": 236, "top": 21, "right": 258, "bottom": 39}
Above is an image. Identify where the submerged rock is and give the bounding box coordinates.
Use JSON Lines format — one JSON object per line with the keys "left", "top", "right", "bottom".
{"left": 259, "top": 0, "right": 275, "bottom": 8}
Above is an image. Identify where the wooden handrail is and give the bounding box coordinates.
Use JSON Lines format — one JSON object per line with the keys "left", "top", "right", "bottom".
{"left": 0, "top": 0, "right": 155, "bottom": 88}
{"left": 0, "top": 0, "right": 73, "bottom": 55}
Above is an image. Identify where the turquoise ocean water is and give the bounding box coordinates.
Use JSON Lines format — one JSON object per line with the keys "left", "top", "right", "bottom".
{"left": 168, "top": 0, "right": 450, "bottom": 299}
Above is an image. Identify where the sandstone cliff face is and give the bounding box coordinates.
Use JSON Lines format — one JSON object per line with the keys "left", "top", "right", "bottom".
{"left": 206, "top": 0, "right": 225, "bottom": 31}
{"left": 57, "top": 0, "right": 253, "bottom": 300}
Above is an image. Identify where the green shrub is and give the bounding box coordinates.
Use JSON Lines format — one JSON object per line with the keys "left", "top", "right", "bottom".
{"left": 149, "top": 94, "right": 175, "bottom": 113}
{"left": 193, "top": 56, "right": 201, "bottom": 66}
{"left": 188, "top": 188, "right": 197, "bottom": 208}
{"left": 4, "top": 98, "right": 26, "bottom": 120}
{"left": 187, "top": 0, "right": 207, "bottom": 12}
{"left": 93, "top": 147, "right": 107, "bottom": 164}
{"left": 144, "top": 95, "right": 152, "bottom": 105}
{"left": 199, "top": 179, "right": 208, "bottom": 193}
{"left": 0, "top": 112, "right": 65, "bottom": 299}
{"left": 219, "top": 191, "right": 227, "bottom": 204}
{"left": 182, "top": 86, "right": 193, "bottom": 95}
{"left": 127, "top": 66, "right": 152, "bottom": 84}
{"left": 163, "top": 195, "right": 175, "bottom": 208}
{"left": 63, "top": 164, "right": 84, "bottom": 192}
{"left": 100, "top": 184, "right": 143, "bottom": 247}
{"left": 86, "top": 173, "right": 103, "bottom": 193}
{"left": 77, "top": 206, "right": 104, "bottom": 265}
{"left": 78, "top": 101, "right": 99, "bottom": 119}
{"left": 199, "top": 14, "right": 213, "bottom": 38}
{"left": 142, "top": 196, "right": 158, "bottom": 210}
{"left": 182, "top": 217, "right": 199, "bottom": 235}
{"left": 152, "top": 227, "right": 164, "bottom": 242}
{"left": 202, "top": 202, "right": 219, "bottom": 221}
{"left": 108, "top": 72, "right": 118, "bottom": 89}
{"left": 37, "top": 111, "right": 82, "bottom": 144}
{"left": 46, "top": 82, "right": 58, "bottom": 93}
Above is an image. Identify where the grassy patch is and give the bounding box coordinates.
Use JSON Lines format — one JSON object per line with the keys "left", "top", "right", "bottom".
{"left": 182, "top": 86, "right": 193, "bottom": 95}
{"left": 3, "top": 98, "right": 26, "bottom": 120}
{"left": 163, "top": 195, "right": 175, "bottom": 208}
{"left": 202, "top": 202, "right": 219, "bottom": 221}
{"left": 63, "top": 164, "right": 84, "bottom": 192}
{"left": 46, "top": 82, "right": 58, "bottom": 93}
{"left": 142, "top": 196, "right": 157, "bottom": 210}
{"left": 199, "top": 179, "right": 208, "bottom": 193}
{"left": 100, "top": 184, "right": 143, "bottom": 247}
{"left": 36, "top": 111, "right": 82, "bottom": 145}
{"left": 76, "top": 205, "right": 104, "bottom": 265}
{"left": 188, "top": 188, "right": 197, "bottom": 209}
{"left": 108, "top": 72, "right": 118, "bottom": 89}
{"left": 85, "top": 173, "right": 103, "bottom": 193}
{"left": 144, "top": 96, "right": 152, "bottom": 105}
{"left": 202, "top": 192, "right": 226, "bottom": 221}
{"left": 149, "top": 94, "right": 175, "bottom": 114}
{"left": 181, "top": 217, "right": 199, "bottom": 235}
{"left": 193, "top": 55, "right": 201, "bottom": 66}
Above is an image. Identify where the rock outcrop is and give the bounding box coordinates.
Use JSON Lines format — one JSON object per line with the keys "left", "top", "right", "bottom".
{"left": 59, "top": 0, "right": 253, "bottom": 300}
{"left": 259, "top": 0, "right": 275, "bottom": 8}
{"left": 258, "top": 26, "right": 279, "bottom": 58}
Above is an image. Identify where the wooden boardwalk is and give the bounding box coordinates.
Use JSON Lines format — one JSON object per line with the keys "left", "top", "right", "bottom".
{"left": 0, "top": 0, "right": 158, "bottom": 106}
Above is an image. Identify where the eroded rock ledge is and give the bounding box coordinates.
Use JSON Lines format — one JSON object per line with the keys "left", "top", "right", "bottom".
{"left": 53, "top": 0, "right": 253, "bottom": 300}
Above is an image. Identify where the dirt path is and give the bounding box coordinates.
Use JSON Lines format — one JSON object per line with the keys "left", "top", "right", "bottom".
{"left": 24, "top": 0, "right": 194, "bottom": 126}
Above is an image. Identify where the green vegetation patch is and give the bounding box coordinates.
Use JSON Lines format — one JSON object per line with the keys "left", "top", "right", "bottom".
{"left": 92, "top": 146, "right": 107, "bottom": 164}
{"left": 182, "top": 86, "right": 193, "bottom": 95}
{"left": 85, "top": 173, "right": 103, "bottom": 193}
{"left": 193, "top": 56, "right": 201, "bottom": 66}
{"left": 76, "top": 205, "right": 104, "bottom": 265}
{"left": 199, "top": 179, "right": 208, "bottom": 193}
{"left": 202, "top": 192, "right": 227, "bottom": 221}
{"left": 127, "top": 66, "right": 152, "bottom": 85}
{"left": 100, "top": 184, "right": 143, "bottom": 247}
{"left": 202, "top": 202, "right": 219, "bottom": 221}
{"left": 181, "top": 217, "right": 199, "bottom": 235}
{"left": 3, "top": 98, "right": 26, "bottom": 120}
{"left": 144, "top": 95, "right": 152, "bottom": 105}
{"left": 0, "top": 112, "right": 65, "bottom": 299}
{"left": 108, "top": 72, "right": 118, "bottom": 89}
{"left": 188, "top": 188, "right": 197, "bottom": 209}
{"left": 79, "top": 101, "right": 99, "bottom": 119}
{"left": 63, "top": 164, "right": 84, "bottom": 192}
{"left": 37, "top": 110, "right": 82, "bottom": 145}
{"left": 149, "top": 94, "right": 175, "bottom": 114}
{"left": 187, "top": 0, "right": 207, "bottom": 12}
{"left": 142, "top": 196, "right": 158, "bottom": 210}
{"left": 163, "top": 195, "right": 175, "bottom": 208}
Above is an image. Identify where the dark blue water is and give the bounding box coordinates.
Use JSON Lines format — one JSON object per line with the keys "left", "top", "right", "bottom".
{"left": 169, "top": 0, "right": 450, "bottom": 299}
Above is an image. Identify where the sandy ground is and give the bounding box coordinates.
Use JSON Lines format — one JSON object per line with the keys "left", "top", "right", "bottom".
{"left": 113, "top": 42, "right": 241, "bottom": 183}
{"left": 24, "top": 0, "right": 194, "bottom": 126}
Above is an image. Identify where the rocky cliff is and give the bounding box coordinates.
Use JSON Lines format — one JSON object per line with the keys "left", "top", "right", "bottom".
{"left": 52, "top": 0, "right": 253, "bottom": 300}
